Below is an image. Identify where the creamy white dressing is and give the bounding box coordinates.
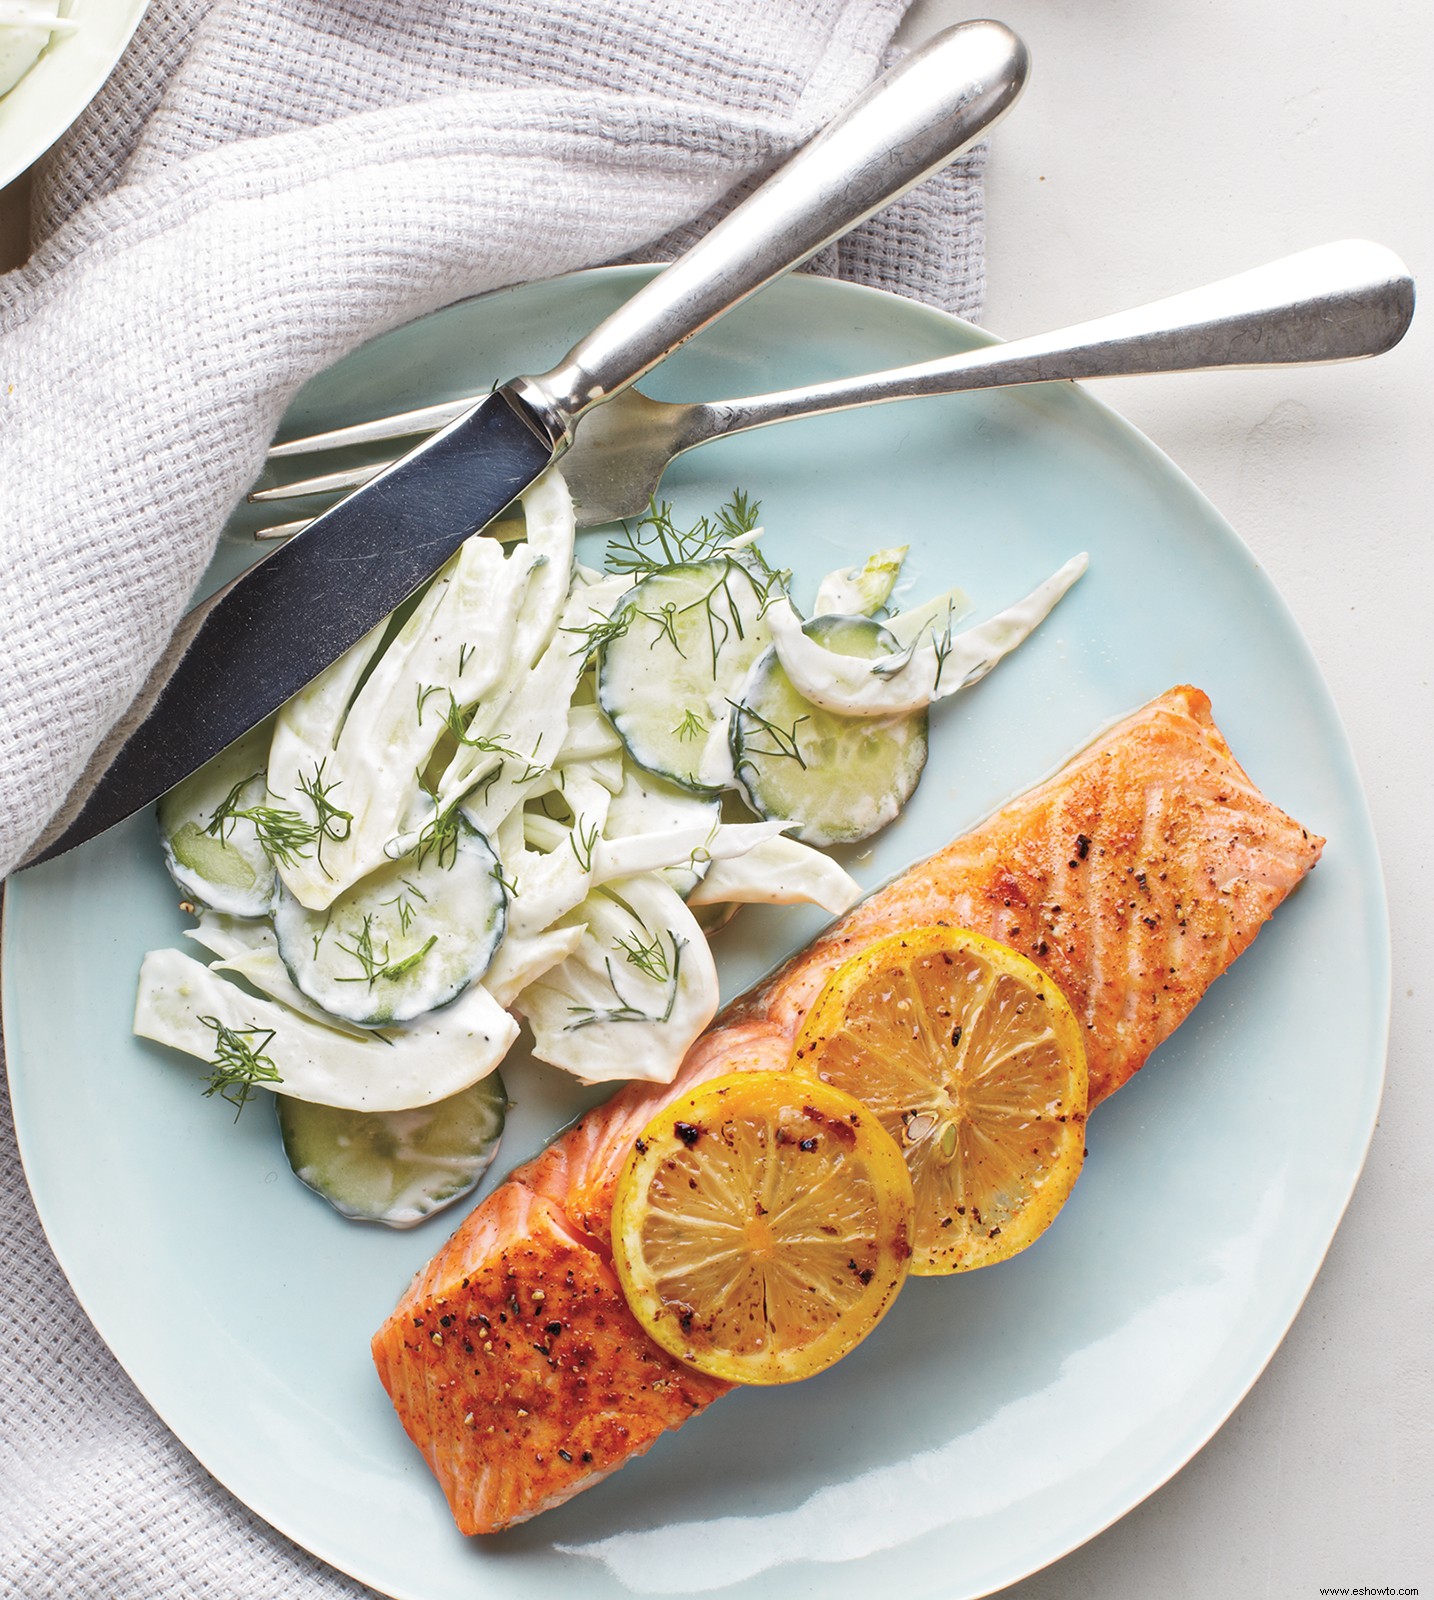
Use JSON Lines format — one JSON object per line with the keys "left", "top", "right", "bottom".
{"left": 272, "top": 495, "right": 559, "bottom": 909}
{"left": 812, "top": 545, "right": 909, "bottom": 617}
{"left": 768, "top": 553, "right": 1088, "bottom": 716}
{"left": 135, "top": 947, "right": 516, "bottom": 1112}
{"left": 137, "top": 481, "right": 1089, "bottom": 1119}
{"left": 686, "top": 834, "right": 861, "bottom": 914}
{"left": 484, "top": 924, "right": 588, "bottom": 1010}
{"left": 517, "top": 876, "right": 720, "bottom": 1085}
{"left": 444, "top": 571, "right": 627, "bottom": 835}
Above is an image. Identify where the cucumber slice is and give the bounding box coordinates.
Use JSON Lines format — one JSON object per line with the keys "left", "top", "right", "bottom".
{"left": 597, "top": 558, "right": 774, "bottom": 793}
{"left": 730, "top": 614, "right": 928, "bottom": 846}
{"left": 157, "top": 723, "right": 277, "bottom": 916}
{"left": 277, "top": 1072, "right": 506, "bottom": 1227}
{"left": 273, "top": 820, "right": 506, "bottom": 1026}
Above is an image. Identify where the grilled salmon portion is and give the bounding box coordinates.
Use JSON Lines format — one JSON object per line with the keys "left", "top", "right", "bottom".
{"left": 763, "top": 682, "right": 1325, "bottom": 1105}
{"left": 370, "top": 1181, "right": 730, "bottom": 1535}
{"left": 373, "top": 686, "right": 1323, "bottom": 1532}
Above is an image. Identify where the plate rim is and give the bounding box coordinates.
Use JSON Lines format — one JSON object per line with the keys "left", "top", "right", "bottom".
{"left": 0, "top": 0, "right": 152, "bottom": 191}
{"left": 3, "top": 262, "right": 1393, "bottom": 1600}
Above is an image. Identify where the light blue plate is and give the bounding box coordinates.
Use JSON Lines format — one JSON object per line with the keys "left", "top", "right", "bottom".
{"left": 4, "top": 269, "right": 1389, "bottom": 1600}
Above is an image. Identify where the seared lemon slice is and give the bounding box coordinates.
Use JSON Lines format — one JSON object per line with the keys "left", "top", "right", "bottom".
{"left": 611, "top": 1073, "right": 914, "bottom": 1384}
{"left": 792, "top": 926, "right": 1087, "bottom": 1275}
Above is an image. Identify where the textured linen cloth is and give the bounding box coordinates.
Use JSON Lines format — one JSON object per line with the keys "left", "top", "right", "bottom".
{"left": 0, "top": 1, "right": 985, "bottom": 1592}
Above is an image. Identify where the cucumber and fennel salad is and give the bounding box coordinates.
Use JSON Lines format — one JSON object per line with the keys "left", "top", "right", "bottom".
{"left": 134, "top": 471, "right": 1085, "bottom": 1226}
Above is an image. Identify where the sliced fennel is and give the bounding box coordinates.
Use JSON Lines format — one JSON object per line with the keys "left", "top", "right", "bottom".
{"left": 885, "top": 583, "right": 974, "bottom": 646}
{"left": 484, "top": 924, "right": 588, "bottom": 1010}
{"left": 516, "top": 876, "right": 720, "bottom": 1084}
{"left": 507, "top": 757, "right": 788, "bottom": 923}
{"left": 443, "top": 571, "right": 630, "bottom": 838}
{"left": 686, "top": 834, "right": 861, "bottom": 914}
{"left": 268, "top": 470, "right": 575, "bottom": 910}
{"left": 599, "top": 764, "right": 720, "bottom": 897}
{"left": 556, "top": 701, "right": 625, "bottom": 767}
{"left": 138, "top": 474, "right": 1083, "bottom": 1156}
{"left": 183, "top": 914, "right": 372, "bottom": 1040}
{"left": 592, "top": 817, "right": 790, "bottom": 893}
{"left": 134, "top": 947, "right": 516, "bottom": 1112}
{"left": 812, "top": 545, "right": 909, "bottom": 617}
{"left": 766, "top": 553, "right": 1088, "bottom": 717}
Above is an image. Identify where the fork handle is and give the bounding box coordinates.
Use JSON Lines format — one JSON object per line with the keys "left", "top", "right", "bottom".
{"left": 507, "top": 19, "right": 1027, "bottom": 441}
{"left": 676, "top": 239, "right": 1416, "bottom": 446}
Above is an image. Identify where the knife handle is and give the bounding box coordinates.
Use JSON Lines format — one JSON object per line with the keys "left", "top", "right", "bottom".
{"left": 508, "top": 18, "right": 1028, "bottom": 442}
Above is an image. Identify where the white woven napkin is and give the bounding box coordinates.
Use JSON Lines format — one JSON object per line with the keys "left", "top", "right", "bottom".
{"left": 0, "top": 1, "right": 984, "bottom": 1592}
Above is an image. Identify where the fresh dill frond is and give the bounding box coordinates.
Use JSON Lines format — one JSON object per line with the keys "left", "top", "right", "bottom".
{"left": 379, "top": 881, "right": 427, "bottom": 936}
{"left": 297, "top": 760, "right": 354, "bottom": 873}
{"left": 333, "top": 914, "right": 382, "bottom": 982}
{"left": 604, "top": 492, "right": 762, "bottom": 576}
{"left": 247, "top": 807, "right": 321, "bottom": 867}
{"left": 204, "top": 777, "right": 318, "bottom": 869}
{"left": 333, "top": 913, "right": 437, "bottom": 987}
{"left": 440, "top": 692, "right": 516, "bottom": 756}
{"left": 634, "top": 558, "right": 757, "bottom": 677}
{"left": 616, "top": 928, "right": 672, "bottom": 982}
{"left": 569, "top": 816, "right": 601, "bottom": 874}
{"left": 697, "top": 564, "right": 743, "bottom": 675}
{"left": 561, "top": 612, "right": 631, "bottom": 660}
{"left": 735, "top": 538, "right": 792, "bottom": 614}
{"left": 198, "top": 1016, "right": 282, "bottom": 1119}
{"left": 730, "top": 699, "right": 809, "bottom": 768}
{"left": 565, "top": 937, "right": 686, "bottom": 1030}
{"left": 380, "top": 937, "right": 438, "bottom": 981}
{"left": 672, "top": 708, "right": 706, "bottom": 742}
{"left": 930, "top": 614, "right": 956, "bottom": 693}
{"left": 473, "top": 763, "right": 507, "bottom": 806}
{"left": 714, "top": 489, "right": 761, "bottom": 542}
{"left": 637, "top": 600, "right": 685, "bottom": 655}
{"left": 416, "top": 682, "right": 447, "bottom": 723}
{"left": 414, "top": 795, "right": 465, "bottom": 870}
{"left": 204, "top": 775, "right": 261, "bottom": 842}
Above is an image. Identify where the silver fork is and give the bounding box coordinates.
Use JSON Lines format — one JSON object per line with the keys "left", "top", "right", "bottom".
{"left": 253, "top": 239, "right": 1413, "bottom": 537}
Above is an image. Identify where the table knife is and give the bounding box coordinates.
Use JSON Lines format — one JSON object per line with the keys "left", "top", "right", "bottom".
{"left": 24, "top": 18, "right": 1027, "bottom": 869}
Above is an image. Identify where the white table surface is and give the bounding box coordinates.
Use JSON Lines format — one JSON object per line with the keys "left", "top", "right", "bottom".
{"left": 900, "top": 1, "right": 1434, "bottom": 1595}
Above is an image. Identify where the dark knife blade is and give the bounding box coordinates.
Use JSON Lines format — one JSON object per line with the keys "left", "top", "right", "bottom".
{"left": 28, "top": 390, "right": 555, "bottom": 867}
{"left": 22, "top": 20, "right": 1031, "bottom": 870}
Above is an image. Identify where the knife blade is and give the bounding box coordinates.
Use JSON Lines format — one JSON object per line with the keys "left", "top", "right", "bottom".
{"left": 24, "top": 19, "right": 1028, "bottom": 868}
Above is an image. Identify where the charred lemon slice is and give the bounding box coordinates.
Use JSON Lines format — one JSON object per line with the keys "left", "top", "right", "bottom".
{"left": 791, "top": 926, "right": 1087, "bottom": 1275}
{"left": 611, "top": 1073, "right": 914, "bottom": 1384}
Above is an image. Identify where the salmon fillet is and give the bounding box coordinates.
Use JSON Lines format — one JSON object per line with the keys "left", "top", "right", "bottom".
{"left": 372, "top": 686, "right": 1323, "bottom": 1532}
